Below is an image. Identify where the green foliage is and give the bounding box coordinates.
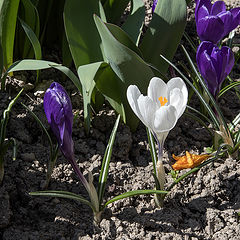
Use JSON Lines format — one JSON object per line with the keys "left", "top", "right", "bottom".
{"left": 0, "top": 0, "right": 20, "bottom": 69}
{"left": 122, "top": 0, "right": 145, "bottom": 45}
{"left": 140, "top": 0, "right": 187, "bottom": 75}
{"left": 63, "top": 0, "right": 106, "bottom": 68}
{"left": 94, "top": 15, "right": 154, "bottom": 130}
{"left": 17, "top": 0, "right": 40, "bottom": 59}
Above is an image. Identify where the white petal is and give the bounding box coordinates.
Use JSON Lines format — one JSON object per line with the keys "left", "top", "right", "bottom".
{"left": 137, "top": 95, "right": 157, "bottom": 129}
{"left": 167, "top": 77, "right": 188, "bottom": 118}
{"left": 169, "top": 88, "right": 184, "bottom": 118}
{"left": 147, "top": 77, "right": 167, "bottom": 107}
{"left": 127, "top": 85, "right": 143, "bottom": 120}
{"left": 153, "top": 105, "right": 177, "bottom": 133}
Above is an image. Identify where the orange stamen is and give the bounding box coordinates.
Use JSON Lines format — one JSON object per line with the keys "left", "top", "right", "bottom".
{"left": 158, "top": 96, "right": 168, "bottom": 106}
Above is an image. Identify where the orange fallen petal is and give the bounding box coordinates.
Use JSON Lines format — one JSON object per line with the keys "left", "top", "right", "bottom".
{"left": 172, "top": 151, "right": 210, "bottom": 170}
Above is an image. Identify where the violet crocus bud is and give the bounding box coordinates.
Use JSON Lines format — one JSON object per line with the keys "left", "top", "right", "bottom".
{"left": 196, "top": 41, "right": 234, "bottom": 98}
{"left": 44, "top": 82, "right": 74, "bottom": 161}
{"left": 195, "top": 0, "right": 240, "bottom": 43}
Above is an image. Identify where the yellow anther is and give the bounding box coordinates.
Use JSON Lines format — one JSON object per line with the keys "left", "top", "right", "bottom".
{"left": 158, "top": 96, "right": 168, "bottom": 106}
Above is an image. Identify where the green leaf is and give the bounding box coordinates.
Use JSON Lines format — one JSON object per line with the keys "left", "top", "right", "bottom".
{"left": 1, "top": 60, "right": 81, "bottom": 92}
{"left": 104, "top": 189, "right": 168, "bottom": 207}
{"left": 19, "top": 18, "right": 42, "bottom": 60}
{"left": 94, "top": 63, "right": 125, "bottom": 120}
{"left": 219, "top": 81, "right": 240, "bottom": 98}
{"left": 64, "top": 0, "right": 106, "bottom": 68}
{"left": 140, "top": 0, "right": 186, "bottom": 74}
{"left": 0, "top": 0, "right": 20, "bottom": 69}
{"left": 98, "top": 114, "right": 120, "bottom": 205}
{"left": 19, "top": 0, "right": 40, "bottom": 58}
{"left": 1, "top": 89, "right": 23, "bottom": 145}
{"left": 30, "top": 190, "right": 95, "bottom": 211}
{"left": 103, "top": 0, "right": 129, "bottom": 23}
{"left": 146, "top": 128, "right": 157, "bottom": 175}
{"left": 77, "top": 62, "right": 105, "bottom": 133}
{"left": 94, "top": 15, "right": 154, "bottom": 130}
{"left": 122, "top": 0, "right": 145, "bottom": 45}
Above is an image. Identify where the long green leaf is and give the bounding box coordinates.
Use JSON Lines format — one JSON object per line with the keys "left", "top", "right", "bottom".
{"left": 122, "top": 0, "right": 145, "bottom": 45}
{"left": 19, "top": 18, "right": 42, "bottom": 60}
{"left": 95, "top": 63, "right": 126, "bottom": 121}
{"left": 0, "top": 89, "right": 23, "bottom": 145}
{"left": 94, "top": 14, "right": 154, "bottom": 130}
{"left": 64, "top": 0, "right": 106, "bottom": 68}
{"left": 104, "top": 189, "right": 168, "bottom": 207}
{"left": 146, "top": 128, "right": 157, "bottom": 175}
{"left": 219, "top": 81, "right": 240, "bottom": 98}
{"left": 30, "top": 190, "right": 94, "bottom": 210}
{"left": 0, "top": 0, "right": 20, "bottom": 69}
{"left": 77, "top": 62, "right": 105, "bottom": 133}
{"left": 98, "top": 114, "right": 120, "bottom": 205}
{"left": 1, "top": 60, "right": 81, "bottom": 92}
{"left": 19, "top": 0, "right": 40, "bottom": 58}
{"left": 140, "top": 0, "right": 186, "bottom": 74}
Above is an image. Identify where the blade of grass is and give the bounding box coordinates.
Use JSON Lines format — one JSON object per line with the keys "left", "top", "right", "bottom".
{"left": 30, "top": 190, "right": 94, "bottom": 210}
{"left": 98, "top": 114, "right": 120, "bottom": 206}
{"left": 104, "top": 189, "right": 168, "bottom": 207}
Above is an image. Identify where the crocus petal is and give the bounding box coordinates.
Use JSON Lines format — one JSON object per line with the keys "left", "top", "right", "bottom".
{"left": 126, "top": 85, "right": 144, "bottom": 123}
{"left": 230, "top": 7, "right": 240, "bottom": 23}
{"left": 137, "top": 95, "right": 156, "bottom": 129}
{"left": 147, "top": 77, "right": 168, "bottom": 108}
{"left": 197, "top": 16, "right": 224, "bottom": 43}
{"left": 153, "top": 105, "right": 177, "bottom": 134}
{"left": 43, "top": 82, "right": 74, "bottom": 160}
{"left": 218, "top": 11, "right": 234, "bottom": 36}
{"left": 195, "top": 0, "right": 211, "bottom": 20}
{"left": 196, "top": 5, "right": 210, "bottom": 22}
{"left": 167, "top": 77, "right": 188, "bottom": 118}
{"left": 211, "top": 1, "right": 226, "bottom": 15}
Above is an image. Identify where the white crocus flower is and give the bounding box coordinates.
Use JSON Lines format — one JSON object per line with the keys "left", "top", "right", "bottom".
{"left": 127, "top": 77, "right": 188, "bottom": 195}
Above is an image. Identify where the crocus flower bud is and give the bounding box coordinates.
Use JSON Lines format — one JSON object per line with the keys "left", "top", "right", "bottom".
{"left": 44, "top": 82, "right": 74, "bottom": 161}
{"left": 195, "top": 0, "right": 240, "bottom": 43}
{"left": 196, "top": 41, "right": 234, "bottom": 97}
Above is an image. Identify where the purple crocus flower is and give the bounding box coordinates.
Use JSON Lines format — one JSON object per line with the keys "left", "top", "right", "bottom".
{"left": 196, "top": 41, "right": 234, "bottom": 97}
{"left": 152, "top": 0, "right": 158, "bottom": 12}
{"left": 195, "top": 0, "right": 240, "bottom": 43}
{"left": 44, "top": 82, "right": 74, "bottom": 161}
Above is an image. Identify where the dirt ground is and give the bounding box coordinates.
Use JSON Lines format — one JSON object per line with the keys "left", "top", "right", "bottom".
{"left": 0, "top": 0, "right": 240, "bottom": 239}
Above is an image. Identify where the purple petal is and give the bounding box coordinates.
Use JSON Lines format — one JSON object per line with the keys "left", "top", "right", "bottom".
{"left": 43, "top": 82, "right": 74, "bottom": 160}
{"left": 195, "top": 0, "right": 211, "bottom": 22}
{"left": 152, "top": 0, "right": 158, "bottom": 13}
{"left": 196, "top": 42, "right": 235, "bottom": 97}
{"left": 197, "top": 16, "right": 224, "bottom": 43}
{"left": 218, "top": 11, "right": 234, "bottom": 36}
{"left": 211, "top": 1, "right": 226, "bottom": 15}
